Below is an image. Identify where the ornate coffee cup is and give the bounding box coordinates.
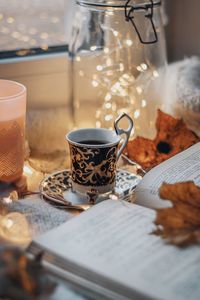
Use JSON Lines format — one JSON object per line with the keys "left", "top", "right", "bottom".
{"left": 66, "top": 113, "right": 133, "bottom": 194}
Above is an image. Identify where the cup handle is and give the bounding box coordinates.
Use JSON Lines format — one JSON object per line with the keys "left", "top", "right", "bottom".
{"left": 114, "top": 113, "right": 134, "bottom": 160}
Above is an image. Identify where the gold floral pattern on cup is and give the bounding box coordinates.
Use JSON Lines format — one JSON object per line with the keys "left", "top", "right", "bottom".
{"left": 69, "top": 144, "right": 118, "bottom": 187}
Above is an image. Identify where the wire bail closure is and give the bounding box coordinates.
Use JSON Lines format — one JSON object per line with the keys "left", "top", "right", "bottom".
{"left": 125, "top": 0, "right": 158, "bottom": 44}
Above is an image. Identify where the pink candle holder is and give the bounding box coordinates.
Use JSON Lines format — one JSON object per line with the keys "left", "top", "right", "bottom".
{"left": 0, "top": 80, "right": 26, "bottom": 183}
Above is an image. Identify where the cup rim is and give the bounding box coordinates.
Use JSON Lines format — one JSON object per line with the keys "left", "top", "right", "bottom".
{"left": 66, "top": 128, "right": 120, "bottom": 148}
{"left": 0, "top": 79, "right": 26, "bottom": 101}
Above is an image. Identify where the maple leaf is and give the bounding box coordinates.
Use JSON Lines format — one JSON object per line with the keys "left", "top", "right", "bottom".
{"left": 154, "top": 181, "right": 200, "bottom": 247}
{"left": 125, "top": 110, "right": 199, "bottom": 170}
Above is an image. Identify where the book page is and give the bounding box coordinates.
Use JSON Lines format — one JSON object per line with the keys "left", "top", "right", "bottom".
{"left": 33, "top": 200, "right": 200, "bottom": 300}
{"left": 135, "top": 142, "right": 200, "bottom": 208}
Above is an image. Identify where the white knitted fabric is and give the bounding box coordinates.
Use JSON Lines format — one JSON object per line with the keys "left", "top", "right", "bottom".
{"left": 177, "top": 57, "right": 200, "bottom": 112}
{"left": 159, "top": 57, "right": 200, "bottom": 137}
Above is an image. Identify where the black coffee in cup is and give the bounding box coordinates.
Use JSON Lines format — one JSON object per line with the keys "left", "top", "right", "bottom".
{"left": 78, "top": 140, "right": 108, "bottom": 145}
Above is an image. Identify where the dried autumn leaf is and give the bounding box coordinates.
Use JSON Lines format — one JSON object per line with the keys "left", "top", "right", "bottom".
{"left": 155, "top": 109, "right": 198, "bottom": 149}
{"left": 160, "top": 181, "right": 200, "bottom": 207}
{"left": 125, "top": 137, "right": 156, "bottom": 170}
{"left": 125, "top": 110, "right": 199, "bottom": 170}
{"left": 175, "top": 202, "right": 200, "bottom": 226}
{"left": 155, "top": 208, "right": 192, "bottom": 229}
{"left": 154, "top": 181, "right": 200, "bottom": 246}
{"left": 155, "top": 228, "right": 200, "bottom": 247}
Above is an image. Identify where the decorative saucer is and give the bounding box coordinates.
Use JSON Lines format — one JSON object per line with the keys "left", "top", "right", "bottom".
{"left": 40, "top": 169, "right": 141, "bottom": 209}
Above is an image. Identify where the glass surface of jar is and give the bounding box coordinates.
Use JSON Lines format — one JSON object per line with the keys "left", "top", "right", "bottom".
{"left": 69, "top": 0, "right": 167, "bottom": 138}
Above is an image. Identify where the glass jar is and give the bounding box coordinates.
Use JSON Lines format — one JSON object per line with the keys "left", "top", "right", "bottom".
{"left": 69, "top": 0, "right": 167, "bottom": 138}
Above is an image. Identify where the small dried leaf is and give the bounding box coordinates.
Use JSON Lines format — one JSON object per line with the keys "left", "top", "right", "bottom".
{"left": 14, "top": 175, "right": 28, "bottom": 196}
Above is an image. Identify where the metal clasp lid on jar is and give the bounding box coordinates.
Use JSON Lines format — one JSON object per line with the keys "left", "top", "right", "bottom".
{"left": 77, "top": 0, "right": 162, "bottom": 44}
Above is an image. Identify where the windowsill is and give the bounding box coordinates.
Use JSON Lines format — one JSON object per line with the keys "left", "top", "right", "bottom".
{"left": 0, "top": 51, "right": 71, "bottom": 108}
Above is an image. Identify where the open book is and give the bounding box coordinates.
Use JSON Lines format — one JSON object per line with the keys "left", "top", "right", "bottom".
{"left": 29, "top": 142, "right": 200, "bottom": 300}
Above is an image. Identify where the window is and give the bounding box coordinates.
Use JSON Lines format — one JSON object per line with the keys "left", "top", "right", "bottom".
{"left": 0, "top": 1, "right": 72, "bottom": 114}
{"left": 0, "top": 0, "right": 73, "bottom": 58}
